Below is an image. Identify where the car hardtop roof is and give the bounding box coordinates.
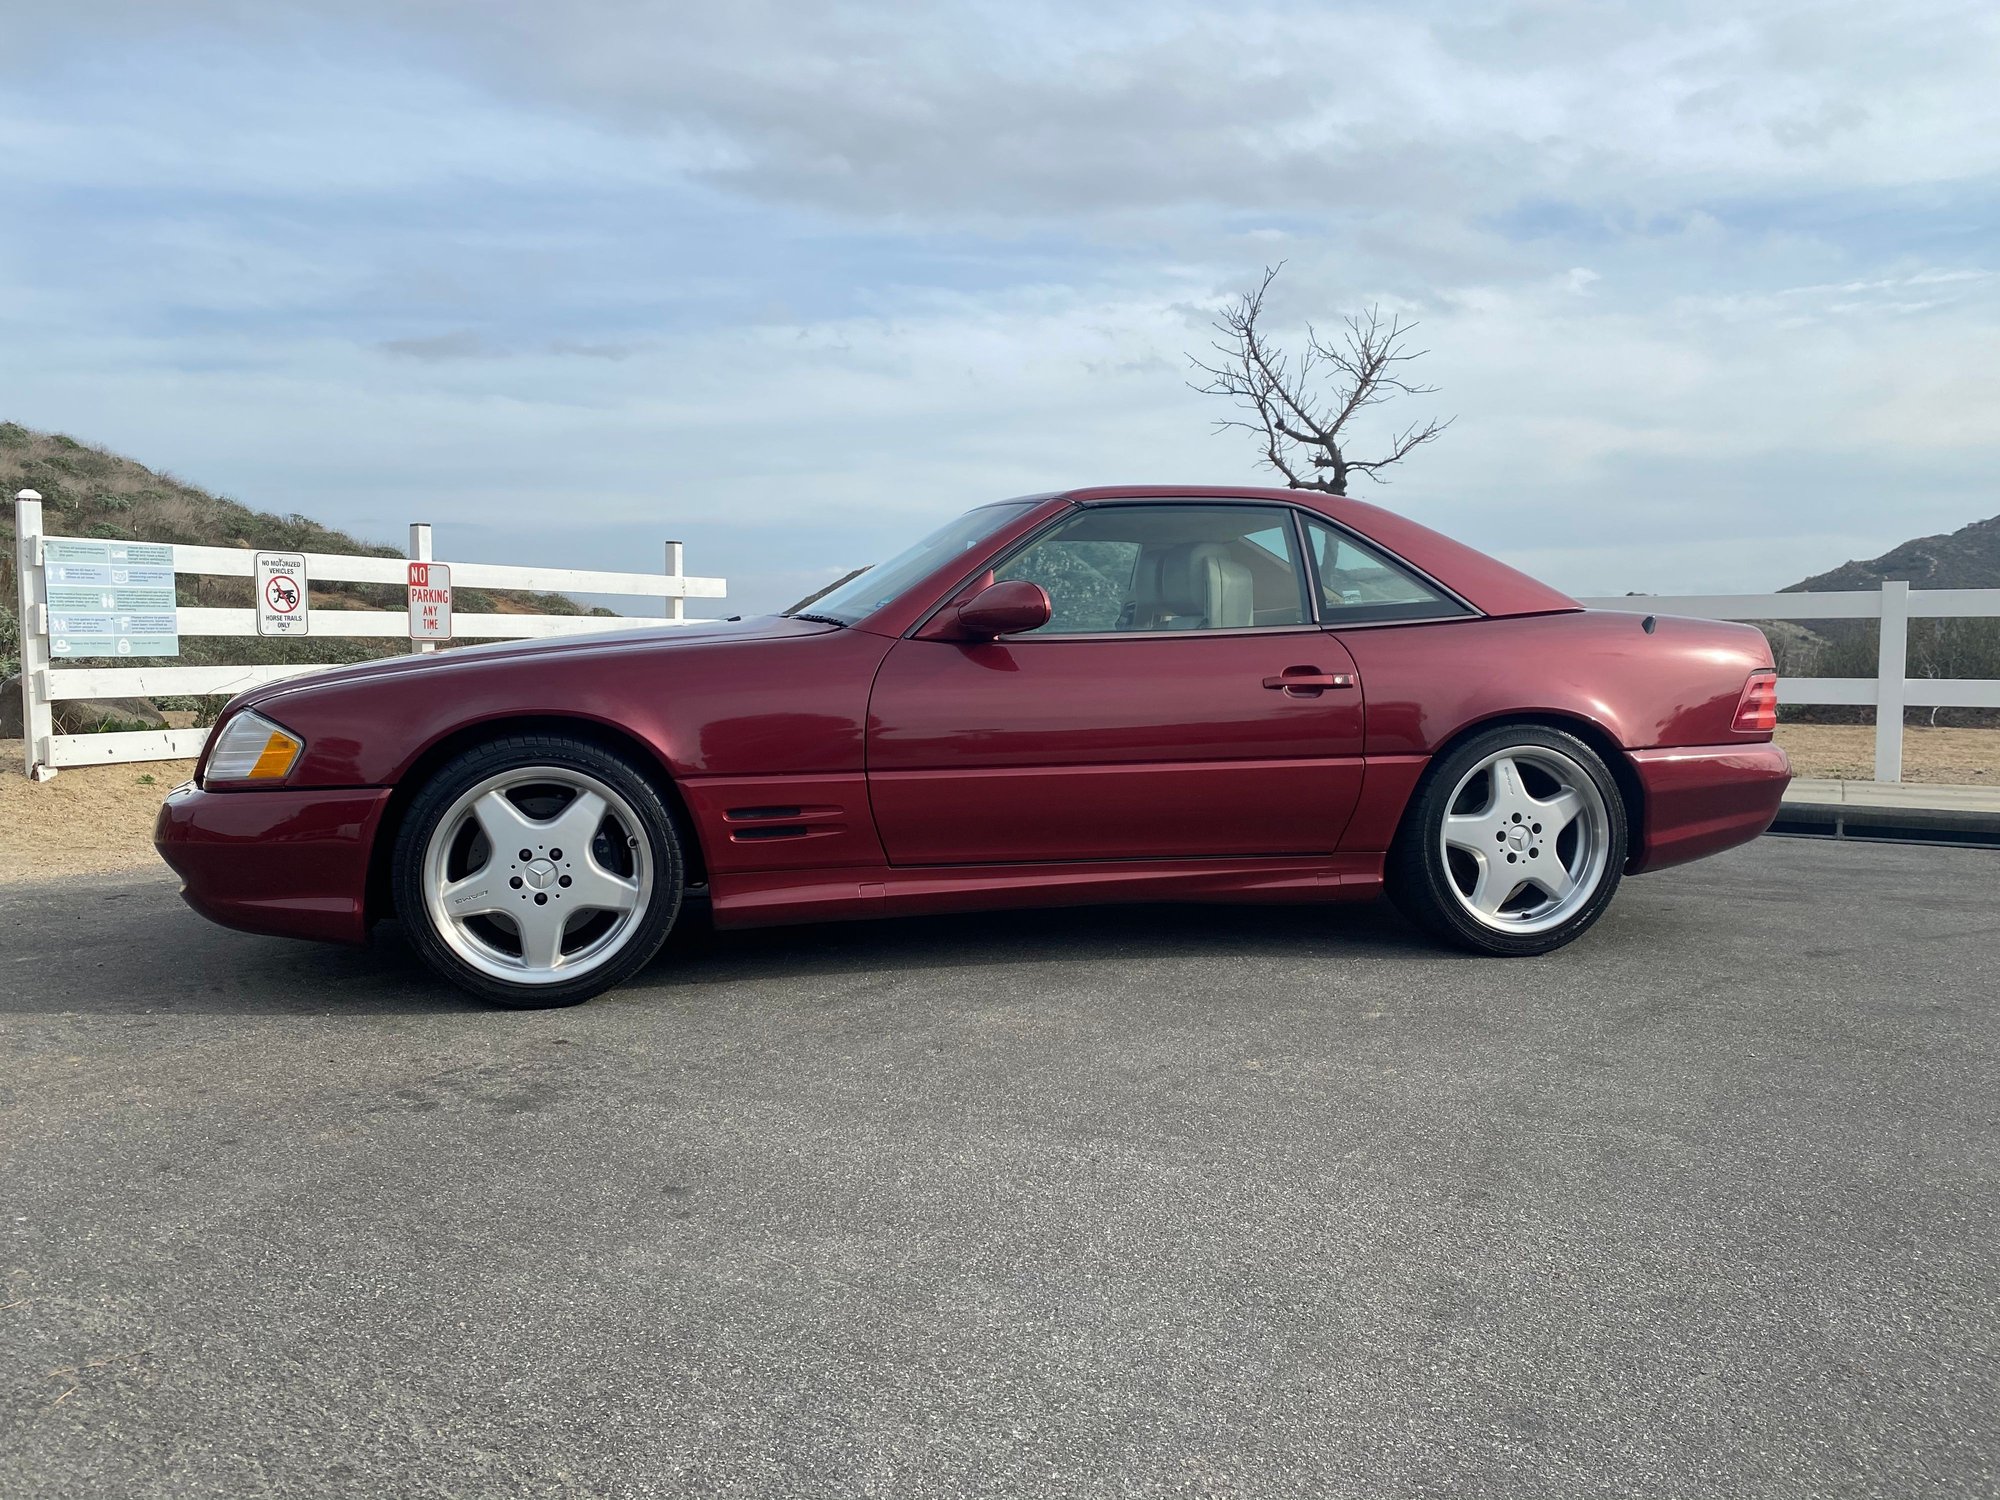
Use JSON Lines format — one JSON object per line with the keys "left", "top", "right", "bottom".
{"left": 987, "top": 485, "right": 1322, "bottom": 508}
{"left": 986, "top": 485, "right": 1339, "bottom": 507}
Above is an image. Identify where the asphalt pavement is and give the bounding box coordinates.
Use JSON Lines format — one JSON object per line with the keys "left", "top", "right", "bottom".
{"left": 2, "top": 837, "right": 1996, "bottom": 1499}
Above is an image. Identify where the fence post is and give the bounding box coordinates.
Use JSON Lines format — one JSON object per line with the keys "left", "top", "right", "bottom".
{"left": 13, "top": 491, "right": 56, "bottom": 781}
{"left": 664, "top": 540, "right": 685, "bottom": 625}
{"left": 409, "top": 522, "right": 435, "bottom": 655}
{"left": 1874, "top": 579, "right": 1909, "bottom": 783}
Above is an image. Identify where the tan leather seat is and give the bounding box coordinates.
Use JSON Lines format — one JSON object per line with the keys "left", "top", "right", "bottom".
{"left": 1128, "top": 542, "right": 1254, "bottom": 630}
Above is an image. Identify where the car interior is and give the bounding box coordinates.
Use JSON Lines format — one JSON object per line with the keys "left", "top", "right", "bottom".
{"left": 996, "top": 505, "right": 1308, "bottom": 633}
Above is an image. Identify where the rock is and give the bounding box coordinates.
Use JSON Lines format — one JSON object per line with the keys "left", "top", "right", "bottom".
{"left": 52, "top": 696, "right": 166, "bottom": 735}
{"left": 1, "top": 678, "right": 165, "bottom": 738}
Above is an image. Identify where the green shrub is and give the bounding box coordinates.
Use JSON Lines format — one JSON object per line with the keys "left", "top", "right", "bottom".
{"left": 0, "top": 602, "right": 18, "bottom": 681}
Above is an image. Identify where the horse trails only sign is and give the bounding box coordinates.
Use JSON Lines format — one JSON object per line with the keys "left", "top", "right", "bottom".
{"left": 255, "top": 552, "right": 309, "bottom": 636}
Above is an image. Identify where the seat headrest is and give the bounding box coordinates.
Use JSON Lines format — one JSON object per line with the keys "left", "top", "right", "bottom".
{"left": 1131, "top": 542, "right": 1253, "bottom": 630}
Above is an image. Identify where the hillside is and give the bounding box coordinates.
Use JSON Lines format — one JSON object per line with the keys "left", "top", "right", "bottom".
{"left": 1, "top": 423, "right": 610, "bottom": 707}
{"left": 1769, "top": 508, "right": 2000, "bottom": 725}
{"left": 1786, "top": 512, "right": 2000, "bottom": 593}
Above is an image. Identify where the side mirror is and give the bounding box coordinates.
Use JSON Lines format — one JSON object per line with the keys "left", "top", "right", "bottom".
{"left": 940, "top": 579, "right": 1052, "bottom": 641}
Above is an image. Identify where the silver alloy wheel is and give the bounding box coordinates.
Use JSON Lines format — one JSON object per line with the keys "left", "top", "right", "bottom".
{"left": 420, "top": 766, "right": 654, "bottom": 987}
{"left": 1437, "top": 744, "right": 1611, "bottom": 935}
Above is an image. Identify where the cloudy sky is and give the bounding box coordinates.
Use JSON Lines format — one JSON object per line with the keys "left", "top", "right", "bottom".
{"left": 3, "top": 1, "right": 1997, "bottom": 615}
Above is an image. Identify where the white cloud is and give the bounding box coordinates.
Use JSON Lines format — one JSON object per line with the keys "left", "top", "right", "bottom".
{"left": 16, "top": 1, "right": 2000, "bottom": 220}
{"left": 13, "top": 250, "right": 1995, "bottom": 606}
{"left": 2, "top": 0, "right": 1997, "bottom": 612}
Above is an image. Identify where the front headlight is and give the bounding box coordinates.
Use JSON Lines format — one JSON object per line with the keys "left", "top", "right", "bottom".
{"left": 204, "top": 710, "right": 305, "bottom": 784}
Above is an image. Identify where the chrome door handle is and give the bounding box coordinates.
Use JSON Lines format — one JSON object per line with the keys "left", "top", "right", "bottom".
{"left": 1263, "top": 669, "right": 1355, "bottom": 692}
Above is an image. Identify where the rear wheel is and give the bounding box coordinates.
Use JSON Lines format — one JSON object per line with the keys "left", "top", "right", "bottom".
{"left": 1388, "top": 724, "right": 1627, "bottom": 956}
{"left": 392, "top": 734, "right": 684, "bottom": 1007}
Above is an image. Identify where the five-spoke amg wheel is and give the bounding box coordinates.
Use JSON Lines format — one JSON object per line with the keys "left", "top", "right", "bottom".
{"left": 1389, "top": 723, "right": 1628, "bottom": 956}
{"left": 392, "top": 735, "right": 684, "bottom": 1007}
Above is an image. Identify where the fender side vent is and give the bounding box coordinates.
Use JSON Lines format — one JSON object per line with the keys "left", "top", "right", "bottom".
{"left": 725, "top": 805, "right": 804, "bottom": 821}
{"left": 730, "top": 824, "right": 809, "bottom": 841}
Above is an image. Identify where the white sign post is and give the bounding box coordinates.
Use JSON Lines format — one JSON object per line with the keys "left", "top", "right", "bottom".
{"left": 408, "top": 561, "right": 452, "bottom": 642}
{"left": 255, "top": 552, "right": 310, "bottom": 636}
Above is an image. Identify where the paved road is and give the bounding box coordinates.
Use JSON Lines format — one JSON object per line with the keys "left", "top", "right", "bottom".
{"left": 2, "top": 837, "right": 1995, "bottom": 1499}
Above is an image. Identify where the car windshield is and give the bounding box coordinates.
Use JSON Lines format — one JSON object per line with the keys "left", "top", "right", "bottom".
{"left": 787, "top": 501, "right": 1039, "bottom": 625}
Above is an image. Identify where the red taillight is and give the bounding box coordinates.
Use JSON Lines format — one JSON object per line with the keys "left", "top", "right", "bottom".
{"left": 1733, "top": 672, "right": 1779, "bottom": 733}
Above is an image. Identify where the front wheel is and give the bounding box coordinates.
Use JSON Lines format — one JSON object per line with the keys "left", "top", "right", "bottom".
{"left": 1388, "top": 724, "right": 1628, "bottom": 956}
{"left": 392, "top": 734, "right": 685, "bottom": 1007}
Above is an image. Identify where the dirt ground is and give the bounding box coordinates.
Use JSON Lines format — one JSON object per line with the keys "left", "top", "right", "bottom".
{"left": 0, "top": 741, "right": 194, "bottom": 883}
{"left": 1775, "top": 723, "right": 1999, "bottom": 784}
{"left": 2, "top": 727, "right": 1995, "bottom": 884}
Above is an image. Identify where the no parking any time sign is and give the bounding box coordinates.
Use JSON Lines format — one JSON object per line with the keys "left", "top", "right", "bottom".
{"left": 408, "top": 561, "right": 453, "bottom": 641}
{"left": 255, "top": 552, "right": 309, "bottom": 636}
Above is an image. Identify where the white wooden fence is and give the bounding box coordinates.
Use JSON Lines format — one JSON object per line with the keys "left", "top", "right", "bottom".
{"left": 12, "top": 490, "right": 724, "bottom": 780}
{"left": 1575, "top": 582, "right": 2000, "bottom": 782}
{"left": 11, "top": 487, "right": 1996, "bottom": 785}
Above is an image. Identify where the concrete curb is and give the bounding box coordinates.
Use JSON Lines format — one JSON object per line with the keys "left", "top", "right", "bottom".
{"left": 1775, "top": 778, "right": 2000, "bottom": 846}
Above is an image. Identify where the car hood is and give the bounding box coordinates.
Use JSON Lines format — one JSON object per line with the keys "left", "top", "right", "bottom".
{"left": 235, "top": 614, "right": 836, "bottom": 713}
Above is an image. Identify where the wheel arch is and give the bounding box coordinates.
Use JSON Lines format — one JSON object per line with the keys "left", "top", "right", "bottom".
{"left": 365, "top": 714, "right": 710, "bottom": 927}
{"left": 1395, "top": 709, "right": 1645, "bottom": 863}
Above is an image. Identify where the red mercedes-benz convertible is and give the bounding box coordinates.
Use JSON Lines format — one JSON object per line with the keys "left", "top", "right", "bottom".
{"left": 157, "top": 486, "right": 1790, "bottom": 1007}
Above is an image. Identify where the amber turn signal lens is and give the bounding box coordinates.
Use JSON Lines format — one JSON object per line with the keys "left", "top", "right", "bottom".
{"left": 204, "top": 710, "right": 305, "bottom": 783}
{"left": 1733, "top": 672, "right": 1779, "bottom": 733}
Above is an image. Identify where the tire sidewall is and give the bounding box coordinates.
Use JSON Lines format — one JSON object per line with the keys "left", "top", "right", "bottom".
{"left": 1389, "top": 723, "right": 1628, "bottom": 956}
{"left": 392, "top": 734, "right": 684, "bottom": 1007}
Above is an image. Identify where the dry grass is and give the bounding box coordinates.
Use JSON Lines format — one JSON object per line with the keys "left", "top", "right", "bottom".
{"left": 2, "top": 422, "right": 615, "bottom": 687}
{"left": 1776, "top": 723, "right": 1998, "bottom": 784}
{"left": 0, "top": 742, "right": 193, "bottom": 882}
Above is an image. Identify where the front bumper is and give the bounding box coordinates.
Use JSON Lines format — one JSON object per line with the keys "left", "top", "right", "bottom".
{"left": 154, "top": 782, "right": 394, "bottom": 945}
{"left": 1626, "top": 742, "right": 1792, "bottom": 875}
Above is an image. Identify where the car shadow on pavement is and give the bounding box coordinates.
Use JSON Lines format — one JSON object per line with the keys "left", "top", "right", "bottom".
{"left": 0, "top": 869, "right": 1470, "bottom": 1016}
{"left": 639, "top": 894, "right": 1458, "bottom": 991}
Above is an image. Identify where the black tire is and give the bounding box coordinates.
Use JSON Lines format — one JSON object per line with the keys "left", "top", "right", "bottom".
{"left": 1387, "top": 723, "right": 1628, "bottom": 956}
{"left": 392, "top": 734, "right": 685, "bottom": 1007}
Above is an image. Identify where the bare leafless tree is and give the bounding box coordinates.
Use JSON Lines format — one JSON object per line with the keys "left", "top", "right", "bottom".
{"left": 1189, "top": 265, "right": 1452, "bottom": 495}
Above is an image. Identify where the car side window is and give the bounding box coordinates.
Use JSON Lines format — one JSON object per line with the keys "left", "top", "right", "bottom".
{"left": 1299, "top": 515, "right": 1467, "bottom": 623}
{"left": 993, "top": 505, "right": 1311, "bottom": 634}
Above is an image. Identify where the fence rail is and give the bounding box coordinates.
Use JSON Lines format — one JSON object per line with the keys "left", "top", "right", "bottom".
{"left": 12, "top": 491, "right": 725, "bottom": 779}
{"left": 1575, "top": 580, "right": 2000, "bottom": 782}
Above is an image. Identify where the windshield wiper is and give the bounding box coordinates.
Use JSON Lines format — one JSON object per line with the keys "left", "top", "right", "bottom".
{"left": 789, "top": 612, "right": 848, "bottom": 627}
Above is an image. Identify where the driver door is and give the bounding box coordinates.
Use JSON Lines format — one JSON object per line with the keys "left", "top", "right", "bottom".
{"left": 865, "top": 501, "right": 1365, "bottom": 865}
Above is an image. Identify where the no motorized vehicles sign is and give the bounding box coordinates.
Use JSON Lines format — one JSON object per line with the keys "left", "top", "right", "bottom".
{"left": 256, "top": 552, "right": 309, "bottom": 636}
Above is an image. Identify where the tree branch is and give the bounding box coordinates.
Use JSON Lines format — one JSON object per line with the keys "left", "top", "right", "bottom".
{"left": 1189, "top": 270, "right": 1453, "bottom": 495}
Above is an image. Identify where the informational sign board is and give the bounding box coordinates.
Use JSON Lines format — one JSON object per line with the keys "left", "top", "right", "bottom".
{"left": 255, "top": 552, "right": 310, "bottom": 636}
{"left": 408, "top": 561, "right": 452, "bottom": 641}
{"left": 43, "top": 537, "right": 180, "bottom": 657}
